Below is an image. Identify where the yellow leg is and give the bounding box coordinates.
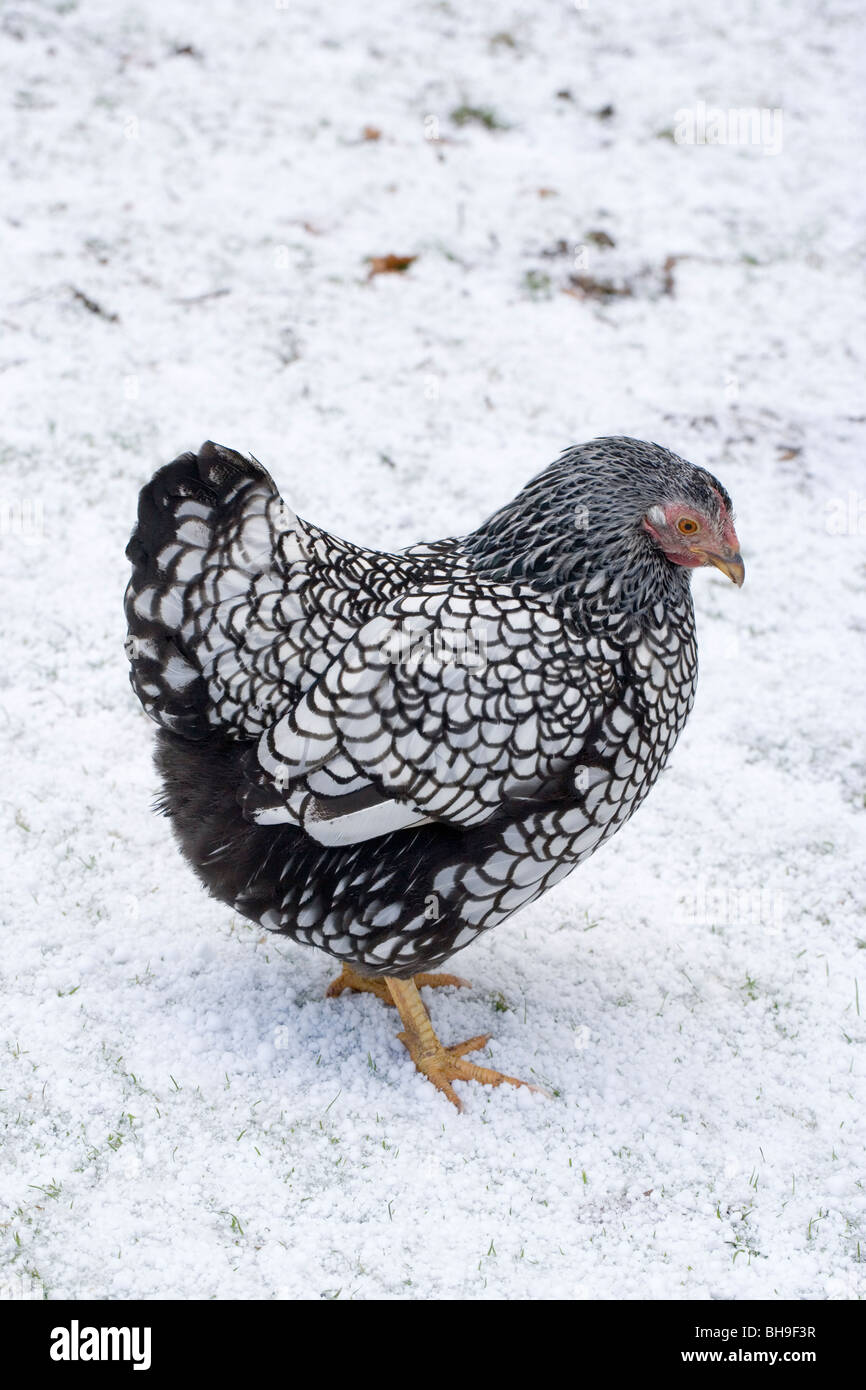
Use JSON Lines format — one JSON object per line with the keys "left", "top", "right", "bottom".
{"left": 326, "top": 961, "right": 470, "bottom": 1004}
{"left": 385, "top": 976, "right": 538, "bottom": 1111}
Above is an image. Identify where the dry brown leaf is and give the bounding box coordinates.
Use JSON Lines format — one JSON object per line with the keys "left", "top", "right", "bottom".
{"left": 564, "top": 274, "right": 632, "bottom": 301}
{"left": 586, "top": 229, "right": 616, "bottom": 249}
{"left": 362, "top": 125, "right": 382, "bottom": 141}
{"left": 367, "top": 254, "right": 418, "bottom": 278}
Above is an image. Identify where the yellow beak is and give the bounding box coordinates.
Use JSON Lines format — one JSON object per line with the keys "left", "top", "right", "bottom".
{"left": 698, "top": 548, "right": 745, "bottom": 587}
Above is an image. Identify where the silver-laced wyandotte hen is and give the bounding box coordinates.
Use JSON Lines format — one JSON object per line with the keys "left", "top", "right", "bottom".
{"left": 125, "top": 438, "right": 743, "bottom": 1108}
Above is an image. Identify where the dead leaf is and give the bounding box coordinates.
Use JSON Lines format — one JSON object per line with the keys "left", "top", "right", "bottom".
{"left": 362, "top": 125, "right": 382, "bottom": 141}
{"left": 367, "top": 254, "right": 418, "bottom": 279}
{"left": 564, "top": 274, "right": 632, "bottom": 301}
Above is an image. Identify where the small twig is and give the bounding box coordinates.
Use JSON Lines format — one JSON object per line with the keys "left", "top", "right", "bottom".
{"left": 69, "top": 286, "right": 119, "bottom": 322}
{"left": 173, "top": 288, "right": 231, "bottom": 305}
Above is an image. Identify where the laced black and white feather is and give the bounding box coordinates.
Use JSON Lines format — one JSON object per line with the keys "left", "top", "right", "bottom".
{"left": 125, "top": 438, "right": 722, "bottom": 976}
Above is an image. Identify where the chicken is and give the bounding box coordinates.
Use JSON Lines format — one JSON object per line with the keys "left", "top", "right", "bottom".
{"left": 125, "top": 438, "right": 743, "bottom": 1108}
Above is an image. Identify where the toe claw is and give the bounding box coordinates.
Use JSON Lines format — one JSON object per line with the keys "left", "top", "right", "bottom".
{"left": 447, "top": 1033, "right": 491, "bottom": 1058}
{"left": 328, "top": 965, "right": 472, "bottom": 1004}
{"left": 414, "top": 972, "right": 472, "bottom": 991}
{"left": 325, "top": 964, "right": 391, "bottom": 1002}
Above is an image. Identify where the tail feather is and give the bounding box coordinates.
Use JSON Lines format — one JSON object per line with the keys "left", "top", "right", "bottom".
{"left": 125, "top": 439, "right": 417, "bottom": 753}
{"left": 124, "top": 441, "right": 282, "bottom": 740}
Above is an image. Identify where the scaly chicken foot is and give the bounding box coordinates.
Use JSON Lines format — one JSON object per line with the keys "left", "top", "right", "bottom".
{"left": 326, "top": 961, "right": 470, "bottom": 1004}
{"left": 385, "top": 976, "right": 536, "bottom": 1111}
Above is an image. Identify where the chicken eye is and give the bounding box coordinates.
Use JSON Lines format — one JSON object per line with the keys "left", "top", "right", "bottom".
{"left": 677, "top": 517, "right": 699, "bottom": 535}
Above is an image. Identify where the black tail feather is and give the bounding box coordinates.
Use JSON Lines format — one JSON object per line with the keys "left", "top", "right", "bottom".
{"left": 124, "top": 441, "right": 276, "bottom": 740}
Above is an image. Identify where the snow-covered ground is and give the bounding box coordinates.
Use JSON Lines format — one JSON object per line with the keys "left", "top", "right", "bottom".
{"left": 2, "top": 0, "right": 864, "bottom": 1301}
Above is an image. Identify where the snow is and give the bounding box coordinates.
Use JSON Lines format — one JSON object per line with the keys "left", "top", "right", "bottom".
{"left": 1, "top": 0, "right": 865, "bottom": 1301}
